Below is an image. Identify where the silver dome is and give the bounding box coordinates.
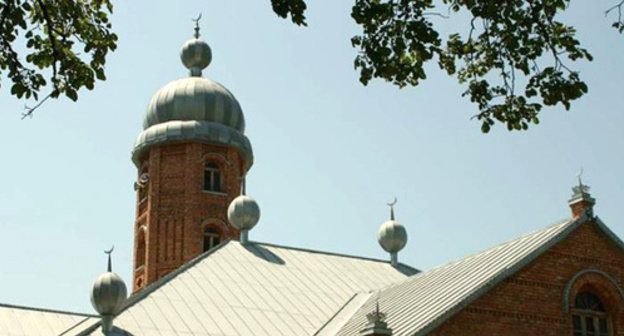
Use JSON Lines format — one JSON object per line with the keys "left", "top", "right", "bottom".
{"left": 181, "top": 38, "right": 212, "bottom": 76}
{"left": 142, "top": 77, "right": 245, "bottom": 132}
{"left": 378, "top": 220, "right": 407, "bottom": 253}
{"left": 132, "top": 31, "right": 254, "bottom": 169}
{"left": 132, "top": 120, "right": 253, "bottom": 169}
{"left": 90, "top": 272, "right": 127, "bottom": 316}
{"left": 227, "top": 195, "right": 260, "bottom": 231}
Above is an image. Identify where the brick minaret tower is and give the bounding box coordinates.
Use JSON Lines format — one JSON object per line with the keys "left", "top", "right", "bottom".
{"left": 130, "top": 22, "right": 253, "bottom": 291}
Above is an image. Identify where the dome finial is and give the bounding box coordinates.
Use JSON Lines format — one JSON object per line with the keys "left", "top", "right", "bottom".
{"left": 387, "top": 197, "right": 397, "bottom": 220}
{"left": 91, "top": 246, "right": 128, "bottom": 334}
{"left": 228, "top": 178, "right": 260, "bottom": 245}
{"left": 378, "top": 199, "right": 407, "bottom": 267}
{"left": 180, "top": 15, "right": 212, "bottom": 77}
{"left": 192, "top": 13, "right": 202, "bottom": 38}
{"left": 104, "top": 245, "right": 114, "bottom": 272}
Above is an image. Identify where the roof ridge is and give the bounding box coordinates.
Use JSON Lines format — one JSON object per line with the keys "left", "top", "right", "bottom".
{"left": 0, "top": 302, "right": 96, "bottom": 318}
{"left": 252, "top": 240, "right": 420, "bottom": 273}
{"left": 70, "top": 239, "right": 235, "bottom": 334}
{"left": 412, "top": 215, "right": 587, "bottom": 335}
{"left": 369, "top": 217, "right": 574, "bottom": 293}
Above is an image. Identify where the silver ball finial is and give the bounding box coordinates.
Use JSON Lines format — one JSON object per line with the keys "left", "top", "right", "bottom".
{"left": 378, "top": 199, "right": 407, "bottom": 266}
{"left": 180, "top": 14, "right": 212, "bottom": 77}
{"left": 90, "top": 247, "right": 127, "bottom": 324}
{"left": 228, "top": 180, "right": 260, "bottom": 244}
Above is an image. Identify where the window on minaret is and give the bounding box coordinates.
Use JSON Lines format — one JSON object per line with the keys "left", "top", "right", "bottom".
{"left": 203, "top": 162, "right": 221, "bottom": 192}
{"left": 136, "top": 229, "right": 146, "bottom": 269}
{"left": 203, "top": 226, "right": 221, "bottom": 252}
{"left": 572, "top": 292, "right": 610, "bottom": 336}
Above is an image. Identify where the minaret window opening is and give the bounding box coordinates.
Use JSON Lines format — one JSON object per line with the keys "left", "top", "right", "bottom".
{"left": 136, "top": 229, "right": 146, "bottom": 270}
{"left": 203, "top": 226, "right": 221, "bottom": 252}
{"left": 203, "top": 162, "right": 222, "bottom": 192}
{"left": 572, "top": 292, "right": 610, "bottom": 336}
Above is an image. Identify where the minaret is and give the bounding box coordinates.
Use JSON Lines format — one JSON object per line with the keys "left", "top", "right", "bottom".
{"left": 130, "top": 20, "right": 253, "bottom": 291}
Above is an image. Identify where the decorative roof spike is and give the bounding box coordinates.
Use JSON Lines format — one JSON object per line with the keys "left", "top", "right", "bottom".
{"left": 568, "top": 169, "right": 596, "bottom": 218}
{"left": 571, "top": 168, "right": 591, "bottom": 198}
{"left": 104, "top": 245, "right": 114, "bottom": 272}
{"left": 361, "top": 293, "right": 393, "bottom": 335}
{"left": 387, "top": 198, "right": 397, "bottom": 221}
{"left": 192, "top": 14, "right": 202, "bottom": 38}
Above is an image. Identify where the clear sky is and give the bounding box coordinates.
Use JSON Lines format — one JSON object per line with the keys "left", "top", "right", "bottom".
{"left": 0, "top": 1, "right": 622, "bottom": 314}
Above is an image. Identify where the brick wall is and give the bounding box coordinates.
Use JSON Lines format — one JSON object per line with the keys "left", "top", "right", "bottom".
{"left": 132, "top": 142, "right": 248, "bottom": 291}
{"left": 429, "top": 220, "right": 624, "bottom": 335}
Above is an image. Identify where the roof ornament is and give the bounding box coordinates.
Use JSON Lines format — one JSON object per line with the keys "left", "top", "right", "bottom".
{"left": 192, "top": 13, "right": 202, "bottom": 38}
{"left": 105, "top": 245, "right": 114, "bottom": 272}
{"left": 387, "top": 197, "right": 397, "bottom": 220}
{"left": 377, "top": 198, "right": 407, "bottom": 267}
{"left": 228, "top": 176, "right": 260, "bottom": 245}
{"left": 180, "top": 14, "right": 212, "bottom": 76}
{"left": 572, "top": 168, "right": 591, "bottom": 197}
{"left": 90, "top": 246, "right": 128, "bottom": 335}
{"left": 569, "top": 168, "right": 596, "bottom": 218}
{"left": 361, "top": 292, "right": 393, "bottom": 335}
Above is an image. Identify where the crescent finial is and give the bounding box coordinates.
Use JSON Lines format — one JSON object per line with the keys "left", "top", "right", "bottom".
{"left": 192, "top": 13, "right": 202, "bottom": 38}
{"left": 386, "top": 198, "right": 397, "bottom": 220}
{"left": 577, "top": 167, "right": 584, "bottom": 186}
{"left": 104, "top": 245, "right": 114, "bottom": 272}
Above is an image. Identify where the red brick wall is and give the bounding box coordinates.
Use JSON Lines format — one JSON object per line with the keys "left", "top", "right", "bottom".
{"left": 132, "top": 142, "right": 248, "bottom": 291}
{"left": 430, "top": 220, "right": 624, "bottom": 336}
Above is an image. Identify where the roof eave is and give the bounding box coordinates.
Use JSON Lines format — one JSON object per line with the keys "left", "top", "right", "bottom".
{"left": 414, "top": 212, "right": 593, "bottom": 336}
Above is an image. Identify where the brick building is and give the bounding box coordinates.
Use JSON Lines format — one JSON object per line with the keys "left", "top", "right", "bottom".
{"left": 0, "top": 25, "right": 622, "bottom": 336}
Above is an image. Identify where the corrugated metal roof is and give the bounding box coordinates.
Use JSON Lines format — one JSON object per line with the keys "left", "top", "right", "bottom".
{"left": 333, "top": 215, "right": 591, "bottom": 336}
{"left": 0, "top": 303, "right": 96, "bottom": 336}
{"left": 78, "top": 240, "right": 417, "bottom": 336}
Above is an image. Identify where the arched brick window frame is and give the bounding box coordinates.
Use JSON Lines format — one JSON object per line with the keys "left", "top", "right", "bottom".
{"left": 137, "top": 163, "right": 149, "bottom": 202}
{"left": 135, "top": 225, "right": 147, "bottom": 270}
{"left": 200, "top": 153, "right": 231, "bottom": 194}
{"left": 200, "top": 218, "right": 231, "bottom": 252}
{"left": 563, "top": 269, "right": 624, "bottom": 335}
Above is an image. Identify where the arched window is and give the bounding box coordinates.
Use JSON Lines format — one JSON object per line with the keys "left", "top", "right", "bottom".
{"left": 136, "top": 228, "right": 146, "bottom": 269}
{"left": 203, "top": 226, "right": 221, "bottom": 252}
{"left": 203, "top": 162, "right": 221, "bottom": 192}
{"left": 572, "top": 292, "right": 610, "bottom": 336}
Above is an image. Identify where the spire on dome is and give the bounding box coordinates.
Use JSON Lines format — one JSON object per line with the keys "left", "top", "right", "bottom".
{"left": 193, "top": 14, "right": 201, "bottom": 38}
{"left": 387, "top": 197, "right": 397, "bottom": 220}
{"left": 105, "top": 245, "right": 114, "bottom": 272}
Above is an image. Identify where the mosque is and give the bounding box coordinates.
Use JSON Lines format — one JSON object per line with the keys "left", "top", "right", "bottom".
{"left": 1, "top": 23, "right": 624, "bottom": 336}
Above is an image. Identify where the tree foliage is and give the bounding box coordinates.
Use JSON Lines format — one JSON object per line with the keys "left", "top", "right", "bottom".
{"left": 0, "top": 0, "right": 117, "bottom": 117}
{"left": 0, "top": 0, "right": 621, "bottom": 131}
{"left": 276, "top": 0, "right": 623, "bottom": 132}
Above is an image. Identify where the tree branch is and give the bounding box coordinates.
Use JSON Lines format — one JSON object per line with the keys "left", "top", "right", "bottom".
{"left": 36, "top": 0, "right": 60, "bottom": 85}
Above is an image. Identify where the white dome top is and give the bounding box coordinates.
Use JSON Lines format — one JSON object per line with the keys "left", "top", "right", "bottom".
{"left": 90, "top": 271, "right": 127, "bottom": 316}
{"left": 227, "top": 195, "right": 260, "bottom": 231}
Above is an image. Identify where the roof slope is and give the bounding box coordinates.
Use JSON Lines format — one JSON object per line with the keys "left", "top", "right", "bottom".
{"left": 0, "top": 303, "right": 96, "bottom": 336}
{"left": 80, "top": 241, "right": 417, "bottom": 336}
{"left": 334, "top": 216, "right": 593, "bottom": 336}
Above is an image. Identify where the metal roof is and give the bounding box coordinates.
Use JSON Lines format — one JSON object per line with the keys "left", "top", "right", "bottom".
{"left": 332, "top": 214, "right": 600, "bottom": 336}
{"left": 0, "top": 303, "right": 96, "bottom": 336}
{"left": 77, "top": 240, "right": 418, "bottom": 336}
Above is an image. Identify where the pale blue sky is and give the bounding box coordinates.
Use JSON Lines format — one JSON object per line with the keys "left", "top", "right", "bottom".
{"left": 0, "top": 1, "right": 622, "bottom": 314}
